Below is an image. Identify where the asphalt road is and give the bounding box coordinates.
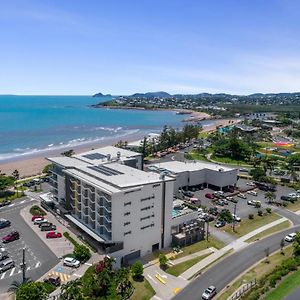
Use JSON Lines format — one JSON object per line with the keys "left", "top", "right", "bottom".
{"left": 173, "top": 225, "right": 300, "bottom": 300}
{"left": 0, "top": 196, "right": 59, "bottom": 293}
{"left": 285, "top": 285, "right": 300, "bottom": 300}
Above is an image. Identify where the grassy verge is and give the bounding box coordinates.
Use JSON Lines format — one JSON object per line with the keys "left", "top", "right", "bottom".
{"left": 246, "top": 220, "right": 291, "bottom": 243}
{"left": 29, "top": 205, "right": 47, "bottom": 216}
{"left": 174, "top": 237, "right": 225, "bottom": 259}
{"left": 210, "top": 155, "right": 250, "bottom": 166}
{"left": 131, "top": 277, "right": 155, "bottom": 300}
{"left": 218, "top": 246, "right": 293, "bottom": 300}
{"left": 263, "top": 268, "right": 300, "bottom": 300}
{"left": 286, "top": 200, "right": 300, "bottom": 212}
{"left": 186, "top": 151, "right": 209, "bottom": 162}
{"left": 224, "top": 213, "right": 280, "bottom": 237}
{"left": 166, "top": 253, "right": 211, "bottom": 276}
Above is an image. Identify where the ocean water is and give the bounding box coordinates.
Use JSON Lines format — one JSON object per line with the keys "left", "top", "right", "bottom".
{"left": 0, "top": 95, "right": 210, "bottom": 162}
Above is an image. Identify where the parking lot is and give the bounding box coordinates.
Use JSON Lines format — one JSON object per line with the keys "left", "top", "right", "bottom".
{"left": 180, "top": 178, "right": 296, "bottom": 223}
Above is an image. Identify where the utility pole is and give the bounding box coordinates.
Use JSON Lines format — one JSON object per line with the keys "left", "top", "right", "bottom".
{"left": 20, "top": 248, "right": 26, "bottom": 283}
{"left": 232, "top": 203, "right": 237, "bottom": 232}
{"left": 206, "top": 221, "right": 209, "bottom": 241}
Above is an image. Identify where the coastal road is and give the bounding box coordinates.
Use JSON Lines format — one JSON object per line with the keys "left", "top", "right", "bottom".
{"left": 173, "top": 225, "right": 300, "bottom": 300}
{"left": 0, "top": 196, "right": 59, "bottom": 293}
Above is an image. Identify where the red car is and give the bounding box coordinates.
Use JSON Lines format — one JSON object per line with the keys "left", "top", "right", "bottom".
{"left": 31, "top": 215, "right": 44, "bottom": 222}
{"left": 205, "top": 193, "right": 214, "bottom": 199}
{"left": 2, "top": 231, "right": 20, "bottom": 243}
{"left": 46, "top": 231, "right": 62, "bottom": 239}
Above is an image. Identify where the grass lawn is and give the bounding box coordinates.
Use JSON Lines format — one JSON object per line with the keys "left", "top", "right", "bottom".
{"left": 131, "top": 277, "right": 155, "bottom": 300}
{"left": 166, "top": 253, "right": 211, "bottom": 276}
{"left": 246, "top": 220, "right": 291, "bottom": 243}
{"left": 187, "top": 151, "right": 209, "bottom": 162}
{"left": 263, "top": 268, "right": 300, "bottom": 300}
{"left": 286, "top": 200, "right": 300, "bottom": 212}
{"left": 0, "top": 192, "right": 23, "bottom": 202}
{"left": 210, "top": 155, "right": 250, "bottom": 166}
{"left": 224, "top": 213, "right": 280, "bottom": 237}
{"left": 174, "top": 237, "right": 225, "bottom": 259}
{"left": 218, "top": 246, "right": 293, "bottom": 300}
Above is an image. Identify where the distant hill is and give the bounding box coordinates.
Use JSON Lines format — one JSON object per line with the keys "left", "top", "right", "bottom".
{"left": 130, "top": 91, "right": 171, "bottom": 98}
{"left": 93, "top": 92, "right": 112, "bottom": 97}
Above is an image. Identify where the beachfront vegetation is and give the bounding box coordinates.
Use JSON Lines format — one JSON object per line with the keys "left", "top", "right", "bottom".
{"left": 61, "top": 149, "right": 75, "bottom": 157}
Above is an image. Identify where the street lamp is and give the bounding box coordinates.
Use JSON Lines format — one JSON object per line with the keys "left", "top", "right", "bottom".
{"left": 20, "top": 248, "right": 26, "bottom": 283}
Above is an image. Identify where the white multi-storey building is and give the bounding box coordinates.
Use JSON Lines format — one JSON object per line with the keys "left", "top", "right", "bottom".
{"left": 47, "top": 147, "right": 175, "bottom": 266}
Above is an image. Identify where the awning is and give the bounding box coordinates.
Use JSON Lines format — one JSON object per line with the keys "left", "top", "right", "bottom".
{"left": 65, "top": 214, "right": 106, "bottom": 243}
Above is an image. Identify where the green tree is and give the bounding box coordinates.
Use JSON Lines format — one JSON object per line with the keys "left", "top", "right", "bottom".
{"left": 16, "top": 282, "right": 48, "bottom": 300}
{"left": 249, "top": 167, "right": 266, "bottom": 182}
{"left": 43, "top": 164, "right": 53, "bottom": 174}
{"left": 159, "top": 254, "right": 168, "bottom": 268}
{"left": 60, "top": 279, "right": 84, "bottom": 300}
{"left": 12, "top": 169, "right": 20, "bottom": 197}
{"left": 131, "top": 261, "right": 144, "bottom": 279}
{"left": 293, "top": 232, "right": 300, "bottom": 257}
{"left": 73, "top": 244, "right": 91, "bottom": 262}
{"left": 219, "top": 209, "right": 233, "bottom": 223}
{"left": 61, "top": 149, "right": 75, "bottom": 157}
{"left": 265, "top": 191, "right": 276, "bottom": 204}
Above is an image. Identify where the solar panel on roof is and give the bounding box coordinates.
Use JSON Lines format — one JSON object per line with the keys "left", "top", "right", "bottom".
{"left": 88, "top": 165, "right": 124, "bottom": 176}
{"left": 82, "top": 153, "right": 107, "bottom": 160}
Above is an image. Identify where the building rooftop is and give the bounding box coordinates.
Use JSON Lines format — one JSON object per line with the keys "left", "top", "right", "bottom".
{"left": 150, "top": 160, "right": 235, "bottom": 174}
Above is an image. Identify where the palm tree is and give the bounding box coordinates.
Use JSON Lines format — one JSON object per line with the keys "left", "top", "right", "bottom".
{"left": 8, "top": 278, "right": 31, "bottom": 295}
{"left": 12, "top": 169, "right": 20, "bottom": 197}
{"left": 265, "top": 191, "right": 276, "bottom": 204}
{"left": 287, "top": 165, "right": 299, "bottom": 183}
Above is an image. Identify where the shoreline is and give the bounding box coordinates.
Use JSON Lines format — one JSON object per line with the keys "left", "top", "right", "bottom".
{"left": 93, "top": 105, "right": 211, "bottom": 122}
{"left": 0, "top": 117, "right": 241, "bottom": 178}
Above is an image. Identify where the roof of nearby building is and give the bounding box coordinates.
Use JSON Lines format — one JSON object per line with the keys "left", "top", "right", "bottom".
{"left": 64, "top": 162, "right": 174, "bottom": 193}
{"left": 150, "top": 161, "right": 236, "bottom": 173}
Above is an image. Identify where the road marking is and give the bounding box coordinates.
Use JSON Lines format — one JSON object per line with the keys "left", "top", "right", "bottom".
{"left": 26, "top": 266, "right": 31, "bottom": 271}
{"left": 8, "top": 204, "right": 15, "bottom": 207}
{"left": 20, "top": 200, "right": 25, "bottom": 204}
{"left": 173, "top": 288, "right": 181, "bottom": 294}
{"left": 48, "top": 271, "right": 71, "bottom": 282}
{"left": 84, "top": 263, "right": 92, "bottom": 266}
{"left": 147, "top": 275, "right": 158, "bottom": 285}
{"left": 9, "top": 268, "right": 15, "bottom": 277}
{"left": 73, "top": 273, "right": 81, "bottom": 277}
{"left": 0, "top": 272, "right": 6, "bottom": 280}
{"left": 18, "top": 270, "right": 21, "bottom": 274}
{"left": 35, "top": 262, "right": 40, "bottom": 268}
{"left": 153, "top": 296, "right": 163, "bottom": 300}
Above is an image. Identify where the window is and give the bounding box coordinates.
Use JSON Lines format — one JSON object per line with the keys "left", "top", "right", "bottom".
{"left": 141, "top": 223, "right": 155, "bottom": 230}
{"left": 124, "top": 221, "right": 130, "bottom": 226}
{"left": 124, "top": 231, "right": 131, "bottom": 236}
{"left": 141, "top": 194, "right": 155, "bottom": 202}
{"left": 124, "top": 188, "right": 141, "bottom": 195}
{"left": 140, "top": 215, "right": 150, "bottom": 221}
{"left": 124, "top": 212, "right": 131, "bottom": 216}
{"left": 153, "top": 184, "right": 160, "bottom": 188}
{"left": 124, "top": 201, "right": 131, "bottom": 206}
{"left": 141, "top": 206, "right": 151, "bottom": 211}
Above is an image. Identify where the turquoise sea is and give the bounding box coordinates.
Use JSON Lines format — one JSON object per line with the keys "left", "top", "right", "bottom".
{"left": 0, "top": 95, "right": 217, "bottom": 162}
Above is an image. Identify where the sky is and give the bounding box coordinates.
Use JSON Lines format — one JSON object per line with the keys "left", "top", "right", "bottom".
{"left": 0, "top": 0, "right": 300, "bottom": 95}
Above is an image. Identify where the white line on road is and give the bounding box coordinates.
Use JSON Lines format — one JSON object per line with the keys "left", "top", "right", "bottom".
{"left": 35, "top": 262, "right": 40, "bottom": 268}
{"left": 84, "top": 263, "right": 92, "bottom": 266}
{"left": 73, "top": 273, "right": 81, "bottom": 277}
{"left": 26, "top": 266, "right": 31, "bottom": 271}
{"left": 9, "top": 268, "right": 15, "bottom": 277}
{"left": 147, "top": 275, "right": 158, "bottom": 285}
{"left": 18, "top": 270, "right": 21, "bottom": 274}
{"left": 20, "top": 200, "right": 25, "bottom": 204}
{"left": 0, "top": 272, "right": 6, "bottom": 280}
{"left": 153, "top": 295, "right": 163, "bottom": 300}
{"left": 8, "top": 203, "right": 15, "bottom": 207}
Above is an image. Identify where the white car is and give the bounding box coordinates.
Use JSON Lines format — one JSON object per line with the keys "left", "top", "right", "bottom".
{"left": 63, "top": 257, "right": 80, "bottom": 268}
{"left": 288, "top": 193, "right": 298, "bottom": 199}
{"left": 247, "top": 190, "right": 257, "bottom": 196}
{"left": 202, "top": 286, "right": 217, "bottom": 299}
{"left": 246, "top": 182, "right": 256, "bottom": 186}
{"left": 237, "top": 193, "right": 247, "bottom": 199}
{"left": 285, "top": 233, "right": 297, "bottom": 242}
{"left": 232, "top": 214, "right": 241, "bottom": 222}
{"left": 34, "top": 218, "right": 48, "bottom": 225}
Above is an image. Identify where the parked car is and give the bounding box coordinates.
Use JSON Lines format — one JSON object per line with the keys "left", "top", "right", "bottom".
{"left": 202, "top": 285, "right": 217, "bottom": 299}
{"left": 0, "top": 248, "right": 9, "bottom": 261}
{"left": 246, "top": 182, "right": 256, "bottom": 186}
{"left": 40, "top": 223, "right": 57, "bottom": 231}
{"left": 239, "top": 168, "right": 248, "bottom": 173}
{"left": 2, "top": 231, "right": 19, "bottom": 243}
{"left": 182, "top": 190, "right": 194, "bottom": 197}
{"left": 215, "top": 199, "right": 225, "bottom": 206}
{"left": 208, "top": 207, "right": 219, "bottom": 216}
{"left": 215, "top": 220, "right": 226, "bottom": 228}
{"left": 222, "top": 199, "right": 229, "bottom": 205}
{"left": 0, "top": 200, "right": 11, "bottom": 207}
{"left": 274, "top": 169, "right": 285, "bottom": 175}
{"left": 34, "top": 218, "right": 48, "bottom": 225}
{"left": 232, "top": 214, "right": 241, "bottom": 222}
{"left": 44, "top": 275, "right": 61, "bottom": 286}
{"left": 63, "top": 257, "right": 80, "bottom": 268}
{"left": 0, "top": 219, "right": 11, "bottom": 229}
{"left": 205, "top": 193, "right": 214, "bottom": 199}
{"left": 247, "top": 190, "right": 257, "bottom": 196}
{"left": 204, "top": 215, "right": 215, "bottom": 222}
{"left": 237, "top": 193, "right": 247, "bottom": 199}
{"left": 285, "top": 233, "right": 297, "bottom": 242}
{"left": 247, "top": 200, "right": 261, "bottom": 206}
{"left": 288, "top": 193, "right": 298, "bottom": 199}
{"left": 46, "top": 231, "right": 62, "bottom": 239}
{"left": 31, "top": 215, "right": 44, "bottom": 222}
{"left": 0, "top": 259, "right": 15, "bottom": 273}
{"left": 281, "top": 196, "right": 293, "bottom": 202}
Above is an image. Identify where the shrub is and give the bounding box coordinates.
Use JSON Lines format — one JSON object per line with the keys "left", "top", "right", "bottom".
{"left": 131, "top": 261, "right": 144, "bottom": 279}
{"left": 255, "top": 202, "right": 261, "bottom": 208}
{"left": 283, "top": 202, "right": 288, "bottom": 207}
{"left": 159, "top": 254, "right": 168, "bottom": 268}
{"left": 29, "top": 205, "right": 46, "bottom": 216}
{"left": 73, "top": 244, "right": 91, "bottom": 262}
{"left": 257, "top": 209, "right": 263, "bottom": 216}
{"left": 266, "top": 207, "right": 272, "bottom": 214}
{"left": 248, "top": 214, "right": 254, "bottom": 219}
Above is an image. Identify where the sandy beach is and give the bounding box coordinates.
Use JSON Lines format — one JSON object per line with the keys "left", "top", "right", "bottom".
{"left": 0, "top": 118, "right": 241, "bottom": 178}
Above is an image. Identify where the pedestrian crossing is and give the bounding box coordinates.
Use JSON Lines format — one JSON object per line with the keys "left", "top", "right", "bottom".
{"left": 48, "top": 271, "right": 71, "bottom": 282}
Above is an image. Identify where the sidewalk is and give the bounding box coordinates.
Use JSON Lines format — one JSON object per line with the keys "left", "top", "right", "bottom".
{"left": 169, "top": 248, "right": 215, "bottom": 266}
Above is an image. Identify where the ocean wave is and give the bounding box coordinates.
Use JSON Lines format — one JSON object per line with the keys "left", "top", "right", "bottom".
{"left": 0, "top": 129, "right": 140, "bottom": 162}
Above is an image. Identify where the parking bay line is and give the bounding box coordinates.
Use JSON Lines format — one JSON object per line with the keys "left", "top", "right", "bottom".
{"left": 9, "top": 267, "right": 15, "bottom": 277}
{"left": 0, "top": 272, "right": 6, "bottom": 280}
